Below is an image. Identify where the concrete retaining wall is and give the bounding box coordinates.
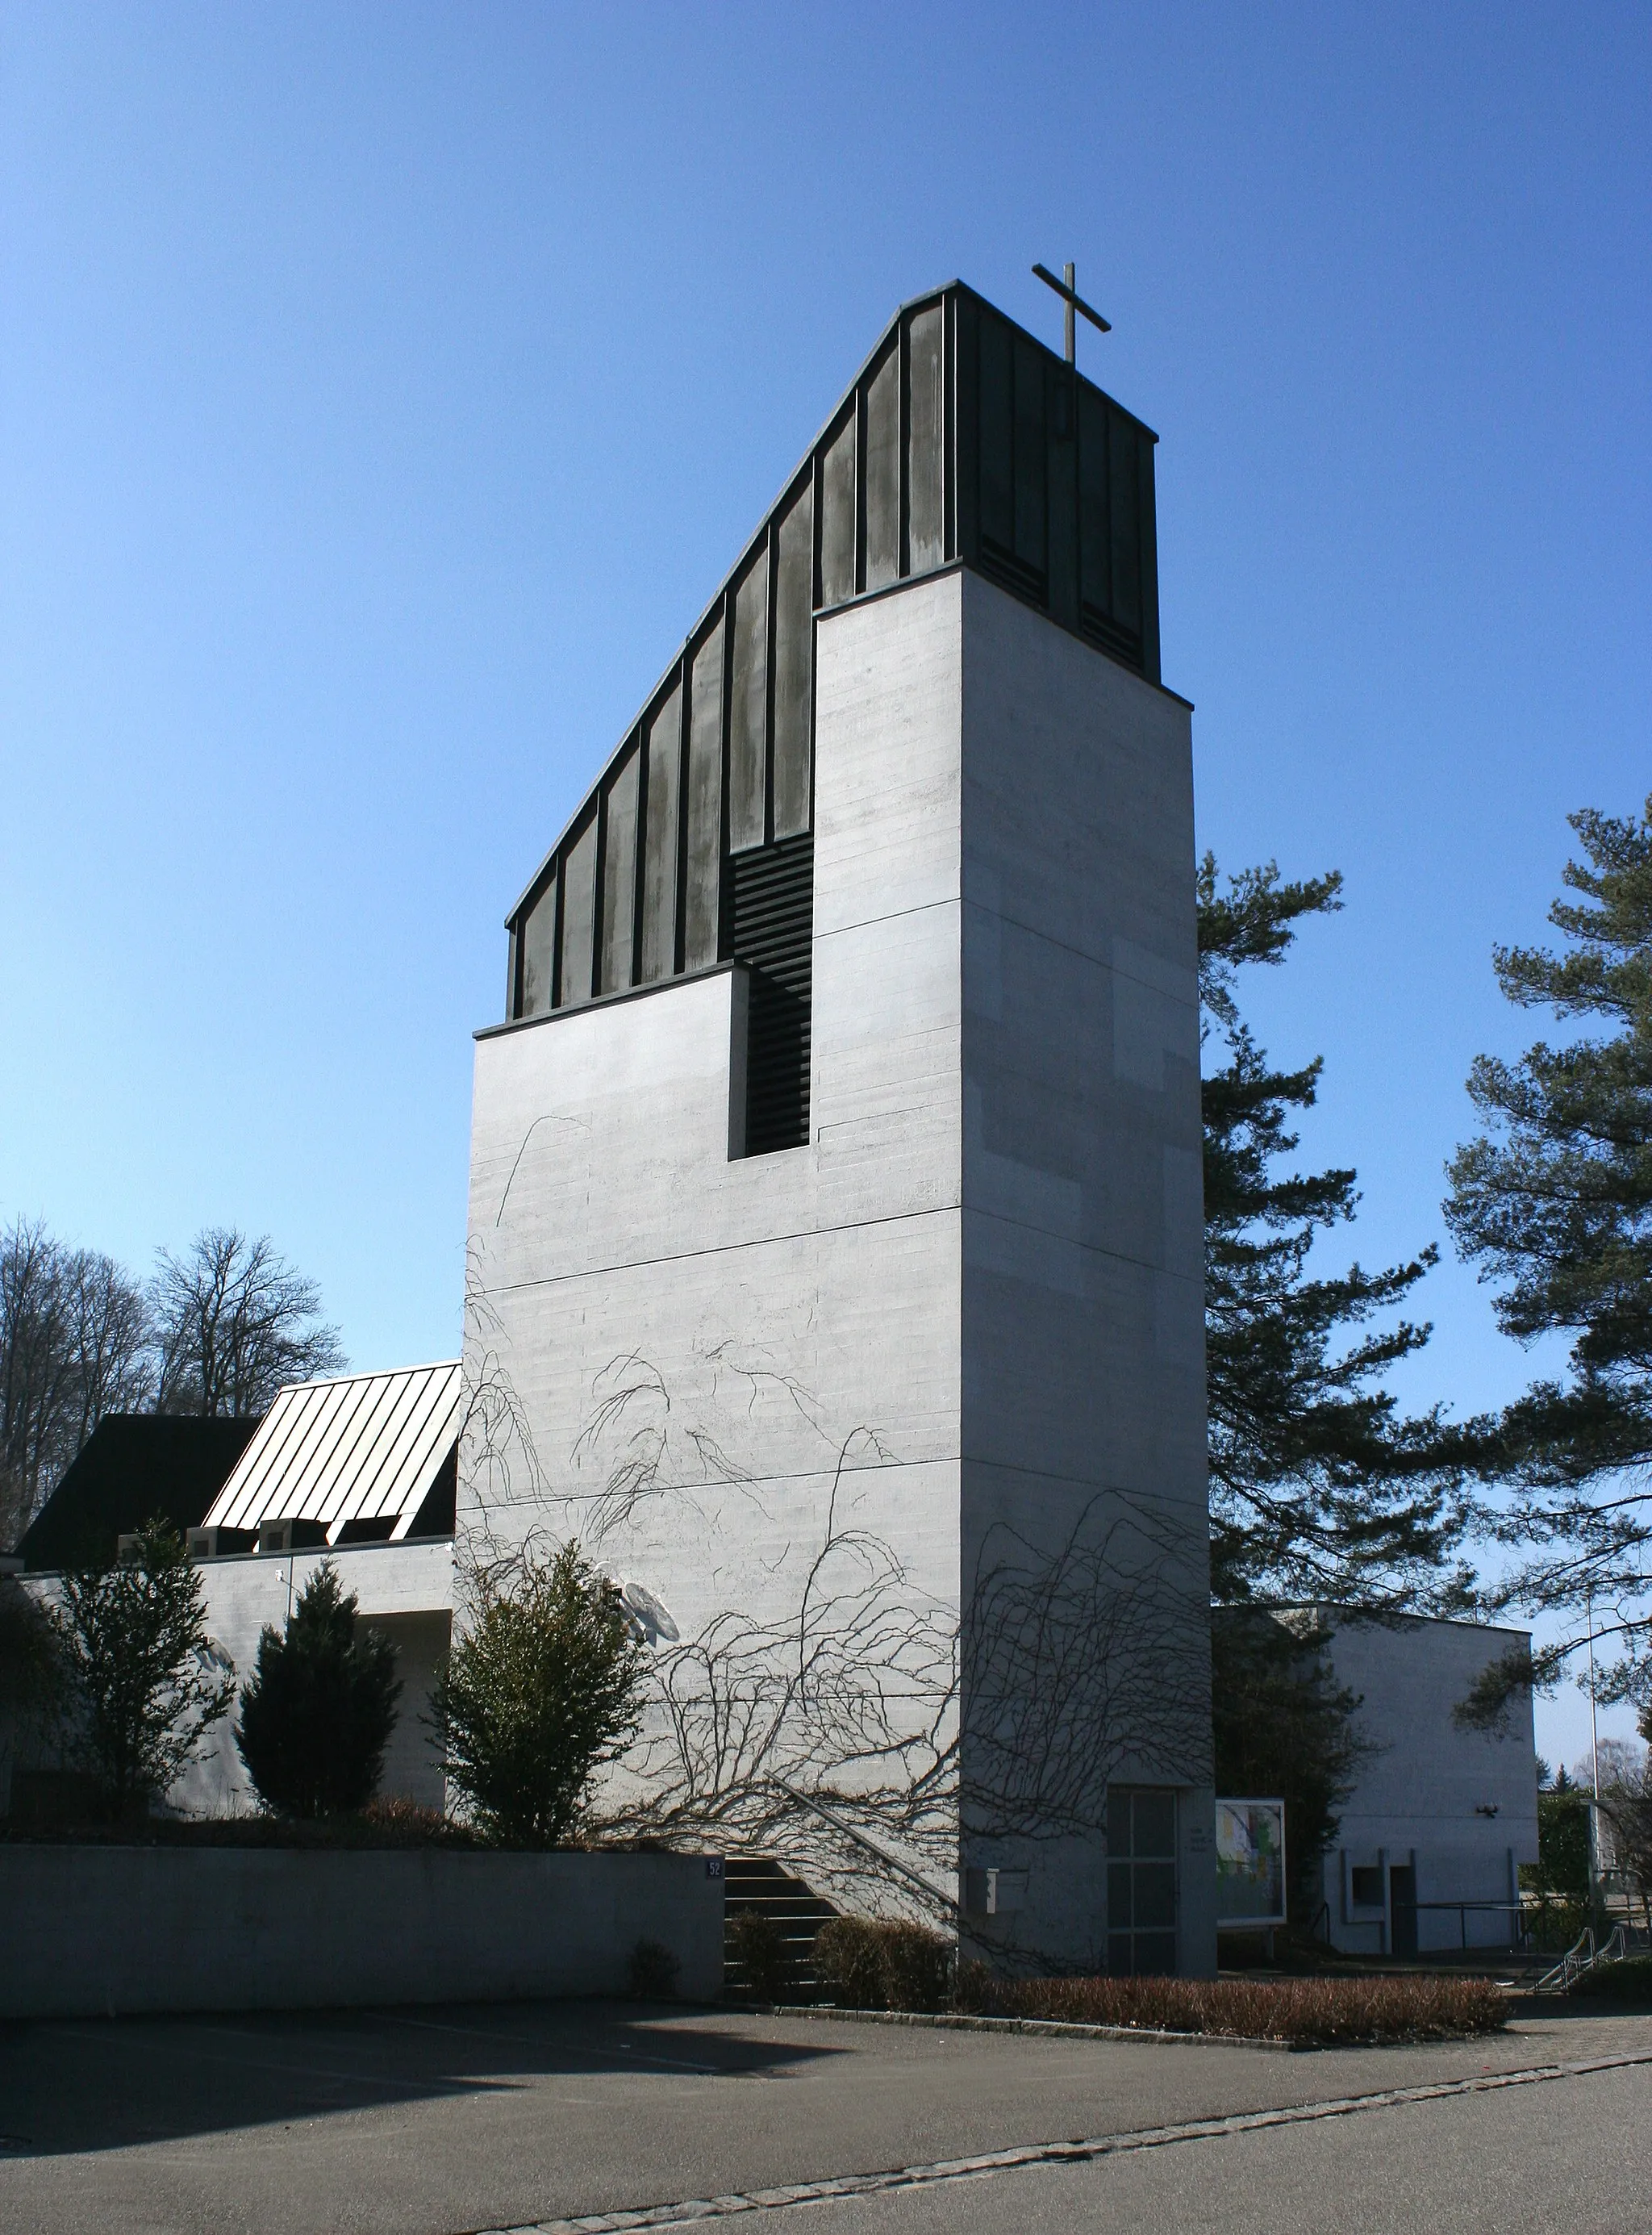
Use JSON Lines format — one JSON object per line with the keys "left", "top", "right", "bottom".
{"left": 0, "top": 1845, "right": 725, "bottom": 2018}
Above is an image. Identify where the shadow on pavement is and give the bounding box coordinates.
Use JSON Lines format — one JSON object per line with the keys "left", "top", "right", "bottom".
{"left": 0, "top": 1997, "right": 841, "bottom": 2158}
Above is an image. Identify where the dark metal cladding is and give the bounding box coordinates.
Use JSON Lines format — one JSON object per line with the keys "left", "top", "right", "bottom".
{"left": 771, "top": 480, "right": 814, "bottom": 840}
{"left": 820, "top": 410, "right": 856, "bottom": 608}
{"left": 863, "top": 345, "right": 900, "bottom": 593}
{"left": 907, "top": 303, "right": 945, "bottom": 574}
{"left": 683, "top": 625, "right": 724, "bottom": 971}
{"left": 728, "top": 550, "right": 768, "bottom": 854}
{"left": 503, "top": 281, "right": 1162, "bottom": 1034}
{"left": 518, "top": 869, "right": 556, "bottom": 1019}
{"left": 598, "top": 741, "right": 640, "bottom": 996}
{"left": 557, "top": 813, "right": 596, "bottom": 1009}
{"left": 639, "top": 684, "right": 681, "bottom": 986}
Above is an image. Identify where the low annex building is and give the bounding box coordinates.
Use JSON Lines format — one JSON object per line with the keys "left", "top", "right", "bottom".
{"left": 2, "top": 1365, "right": 458, "bottom": 1820}
{"left": 1307, "top": 1611, "right": 1540, "bottom": 1957}
{"left": 198, "top": 1360, "right": 462, "bottom": 1554}
{"left": 178, "top": 1362, "right": 460, "bottom": 1815}
{"left": 12, "top": 1414, "right": 260, "bottom": 1573}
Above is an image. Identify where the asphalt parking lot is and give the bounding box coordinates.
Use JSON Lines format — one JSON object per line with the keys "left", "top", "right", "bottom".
{"left": 1, "top": 1997, "right": 1648, "bottom": 2233}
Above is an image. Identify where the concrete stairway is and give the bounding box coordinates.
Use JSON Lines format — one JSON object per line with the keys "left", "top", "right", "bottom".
{"left": 723, "top": 1855, "right": 839, "bottom": 2001}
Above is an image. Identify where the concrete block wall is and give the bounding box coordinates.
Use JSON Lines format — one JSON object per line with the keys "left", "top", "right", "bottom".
{"left": 956, "top": 574, "right": 1215, "bottom": 1975}
{"left": 463, "top": 567, "right": 1216, "bottom": 1971}
{"left": 0, "top": 1845, "right": 724, "bottom": 2018}
{"left": 461, "top": 572, "right": 970, "bottom": 1868}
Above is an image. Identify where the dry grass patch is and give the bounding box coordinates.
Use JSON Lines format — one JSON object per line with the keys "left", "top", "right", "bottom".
{"left": 960, "top": 1971, "right": 1509, "bottom": 2045}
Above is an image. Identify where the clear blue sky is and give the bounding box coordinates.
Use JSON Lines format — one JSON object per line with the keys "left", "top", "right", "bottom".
{"left": 3, "top": 6, "right": 1647, "bottom": 1762}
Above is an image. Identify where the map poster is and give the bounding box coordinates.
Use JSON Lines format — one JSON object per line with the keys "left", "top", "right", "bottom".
{"left": 1215, "top": 1798, "right": 1287, "bottom": 1928}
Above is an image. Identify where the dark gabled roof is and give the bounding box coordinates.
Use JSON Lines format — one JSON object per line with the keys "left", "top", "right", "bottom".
{"left": 17, "top": 1414, "right": 261, "bottom": 1573}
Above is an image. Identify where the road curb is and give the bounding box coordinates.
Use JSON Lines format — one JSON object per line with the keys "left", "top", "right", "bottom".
{"left": 763, "top": 2003, "right": 1297, "bottom": 2050}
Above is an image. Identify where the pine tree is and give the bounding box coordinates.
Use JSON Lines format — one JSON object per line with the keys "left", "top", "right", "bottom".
{"left": 1200, "top": 854, "right": 1480, "bottom": 1608}
{"left": 236, "top": 1563, "right": 402, "bottom": 1818}
{"left": 1446, "top": 797, "right": 1652, "bottom": 1694}
{"left": 1210, "top": 1608, "right": 1370, "bottom": 1923}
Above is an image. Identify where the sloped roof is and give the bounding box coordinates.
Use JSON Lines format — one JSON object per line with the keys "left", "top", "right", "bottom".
{"left": 496, "top": 280, "right": 1164, "bottom": 1030}
{"left": 17, "top": 1414, "right": 260, "bottom": 1570}
{"left": 202, "top": 1361, "right": 462, "bottom": 1544}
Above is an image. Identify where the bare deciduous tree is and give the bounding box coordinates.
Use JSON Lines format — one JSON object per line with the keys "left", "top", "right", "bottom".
{"left": 2, "top": 1218, "right": 155, "bottom": 1548}
{"left": 151, "top": 1228, "right": 345, "bottom": 1417}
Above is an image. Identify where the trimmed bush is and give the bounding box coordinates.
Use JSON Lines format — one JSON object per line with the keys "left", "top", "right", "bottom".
{"left": 0, "top": 1807, "right": 478, "bottom": 1849}
{"left": 728, "top": 1907, "right": 791, "bottom": 2003}
{"left": 815, "top": 1915, "right": 954, "bottom": 2012}
{"left": 628, "top": 1937, "right": 682, "bottom": 2000}
{"left": 814, "top": 1915, "right": 887, "bottom": 2007}
{"left": 1569, "top": 1955, "right": 1652, "bottom": 2002}
{"left": 357, "top": 1794, "right": 451, "bottom": 1842}
{"left": 953, "top": 1971, "right": 1508, "bottom": 2045}
{"left": 236, "top": 1563, "right": 402, "bottom": 1819}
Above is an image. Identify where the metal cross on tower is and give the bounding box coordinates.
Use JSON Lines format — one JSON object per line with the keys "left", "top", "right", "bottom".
{"left": 1032, "top": 261, "right": 1112, "bottom": 365}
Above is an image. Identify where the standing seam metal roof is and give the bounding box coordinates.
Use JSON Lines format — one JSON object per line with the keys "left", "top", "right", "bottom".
{"left": 202, "top": 1361, "right": 462, "bottom": 1544}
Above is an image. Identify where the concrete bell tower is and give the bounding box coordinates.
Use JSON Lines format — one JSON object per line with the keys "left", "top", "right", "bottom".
{"left": 463, "top": 283, "right": 1216, "bottom": 1976}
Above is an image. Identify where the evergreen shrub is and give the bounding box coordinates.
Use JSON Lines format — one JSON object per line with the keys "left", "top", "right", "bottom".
{"left": 727, "top": 1907, "right": 791, "bottom": 2002}
{"left": 55, "top": 1518, "right": 235, "bottom": 1818}
{"left": 236, "top": 1563, "right": 402, "bottom": 1818}
{"left": 430, "top": 1539, "right": 644, "bottom": 1845}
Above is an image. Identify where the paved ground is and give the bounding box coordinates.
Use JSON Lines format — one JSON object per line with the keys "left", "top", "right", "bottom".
{"left": 757, "top": 2059, "right": 1652, "bottom": 2235}
{"left": 0, "top": 1998, "right": 1647, "bottom": 2234}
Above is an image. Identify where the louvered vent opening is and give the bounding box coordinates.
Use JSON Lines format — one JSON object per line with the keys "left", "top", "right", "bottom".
{"left": 978, "top": 543, "right": 1048, "bottom": 607}
{"left": 1081, "top": 607, "right": 1144, "bottom": 666}
{"left": 729, "top": 833, "right": 813, "bottom": 1156}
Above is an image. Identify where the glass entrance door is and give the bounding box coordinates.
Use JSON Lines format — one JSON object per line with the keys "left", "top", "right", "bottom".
{"left": 1108, "top": 1786, "right": 1179, "bottom": 1975}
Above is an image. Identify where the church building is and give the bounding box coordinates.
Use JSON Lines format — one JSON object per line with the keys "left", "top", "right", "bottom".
{"left": 461, "top": 282, "right": 1216, "bottom": 1975}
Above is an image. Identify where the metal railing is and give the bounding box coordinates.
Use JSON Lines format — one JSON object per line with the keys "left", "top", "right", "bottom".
{"left": 1404, "top": 1899, "right": 1530, "bottom": 1953}
{"left": 768, "top": 1779, "right": 954, "bottom": 1920}
{"left": 1535, "top": 1920, "right": 1648, "bottom": 1994}
{"left": 1538, "top": 1924, "right": 1600, "bottom": 1995}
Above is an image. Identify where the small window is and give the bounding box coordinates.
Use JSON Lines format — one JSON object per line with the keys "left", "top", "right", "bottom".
{"left": 1350, "top": 1865, "right": 1383, "bottom": 1908}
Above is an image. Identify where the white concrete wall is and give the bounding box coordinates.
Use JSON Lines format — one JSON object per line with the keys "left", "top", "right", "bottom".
{"left": 0, "top": 1845, "right": 724, "bottom": 2016}
{"left": 462, "top": 568, "right": 1214, "bottom": 1972}
{"left": 461, "top": 574, "right": 968, "bottom": 1865}
{"left": 1316, "top": 1616, "right": 1540, "bottom": 1954}
{"left": 956, "top": 574, "right": 1214, "bottom": 1974}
